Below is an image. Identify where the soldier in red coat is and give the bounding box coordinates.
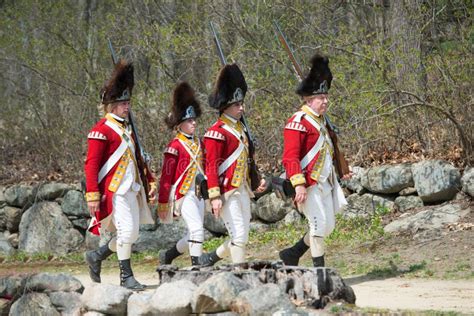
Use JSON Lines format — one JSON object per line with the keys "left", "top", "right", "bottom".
{"left": 84, "top": 60, "right": 156, "bottom": 290}
{"left": 280, "top": 54, "right": 352, "bottom": 267}
{"left": 157, "top": 82, "right": 205, "bottom": 266}
{"left": 199, "top": 64, "right": 266, "bottom": 266}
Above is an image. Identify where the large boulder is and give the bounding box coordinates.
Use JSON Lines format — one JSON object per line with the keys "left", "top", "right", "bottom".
{"left": 384, "top": 202, "right": 470, "bottom": 234}
{"left": 133, "top": 219, "right": 188, "bottom": 252}
{"left": 18, "top": 202, "right": 84, "bottom": 254}
{"left": 151, "top": 280, "right": 196, "bottom": 315}
{"left": 192, "top": 272, "right": 250, "bottom": 313}
{"left": 9, "top": 292, "right": 60, "bottom": 316}
{"left": 0, "top": 274, "right": 24, "bottom": 300}
{"left": 81, "top": 283, "right": 132, "bottom": 315}
{"left": 394, "top": 196, "right": 424, "bottom": 212}
{"left": 24, "top": 273, "right": 83, "bottom": 293}
{"left": 49, "top": 291, "right": 82, "bottom": 315}
{"left": 341, "top": 193, "right": 395, "bottom": 218}
{"left": 361, "top": 164, "right": 413, "bottom": 194}
{"left": 341, "top": 166, "right": 366, "bottom": 194}
{"left": 61, "top": 190, "right": 89, "bottom": 217}
{"left": 255, "top": 192, "right": 293, "bottom": 223}
{"left": 412, "top": 160, "right": 461, "bottom": 203}
{"left": 3, "top": 185, "right": 33, "bottom": 208}
{"left": 127, "top": 292, "right": 154, "bottom": 316}
{"left": 231, "top": 283, "right": 295, "bottom": 315}
{"left": 33, "top": 182, "right": 73, "bottom": 201}
{"left": 461, "top": 167, "right": 473, "bottom": 197}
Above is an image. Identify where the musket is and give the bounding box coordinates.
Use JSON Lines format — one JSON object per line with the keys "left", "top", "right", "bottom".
{"left": 209, "top": 22, "right": 261, "bottom": 192}
{"left": 272, "top": 21, "right": 350, "bottom": 178}
{"left": 107, "top": 39, "right": 153, "bottom": 200}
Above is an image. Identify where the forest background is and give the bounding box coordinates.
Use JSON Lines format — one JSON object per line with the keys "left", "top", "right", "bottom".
{"left": 0, "top": 0, "right": 472, "bottom": 183}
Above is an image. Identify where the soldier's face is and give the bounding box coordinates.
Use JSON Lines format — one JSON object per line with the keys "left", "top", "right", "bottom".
{"left": 224, "top": 101, "right": 244, "bottom": 120}
{"left": 179, "top": 118, "right": 196, "bottom": 135}
{"left": 111, "top": 100, "right": 130, "bottom": 119}
{"left": 306, "top": 94, "right": 328, "bottom": 115}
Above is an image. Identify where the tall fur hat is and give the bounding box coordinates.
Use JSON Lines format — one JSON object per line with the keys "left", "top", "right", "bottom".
{"left": 165, "top": 81, "right": 201, "bottom": 129}
{"left": 208, "top": 63, "right": 247, "bottom": 110}
{"left": 100, "top": 59, "right": 134, "bottom": 104}
{"left": 296, "top": 54, "right": 332, "bottom": 96}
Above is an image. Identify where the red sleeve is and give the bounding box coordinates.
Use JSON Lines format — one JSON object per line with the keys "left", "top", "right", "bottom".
{"left": 282, "top": 128, "right": 306, "bottom": 187}
{"left": 158, "top": 152, "right": 178, "bottom": 211}
{"left": 84, "top": 138, "right": 107, "bottom": 201}
{"left": 203, "top": 136, "right": 224, "bottom": 199}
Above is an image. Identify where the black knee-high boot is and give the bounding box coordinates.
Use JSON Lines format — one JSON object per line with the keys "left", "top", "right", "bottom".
{"left": 119, "top": 259, "right": 146, "bottom": 291}
{"left": 279, "top": 236, "right": 309, "bottom": 266}
{"left": 191, "top": 256, "right": 200, "bottom": 266}
{"left": 159, "top": 244, "right": 183, "bottom": 265}
{"left": 199, "top": 250, "right": 222, "bottom": 267}
{"left": 85, "top": 244, "right": 114, "bottom": 283}
{"left": 312, "top": 255, "right": 325, "bottom": 267}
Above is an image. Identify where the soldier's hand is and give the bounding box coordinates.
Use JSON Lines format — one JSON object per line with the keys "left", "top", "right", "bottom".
{"left": 341, "top": 172, "right": 354, "bottom": 180}
{"left": 157, "top": 210, "right": 168, "bottom": 221}
{"left": 294, "top": 185, "right": 307, "bottom": 206}
{"left": 148, "top": 187, "right": 157, "bottom": 204}
{"left": 211, "top": 198, "right": 222, "bottom": 218}
{"left": 255, "top": 178, "right": 267, "bottom": 193}
{"left": 87, "top": 201, "right": 100, "bottom": 217}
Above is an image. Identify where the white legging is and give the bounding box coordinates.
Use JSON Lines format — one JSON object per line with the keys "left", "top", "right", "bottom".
{"left": 175, "top": 189, "right": 205, "bottom": 257}
{"left": 111, "top": 191, "right": 140, "bottom": 260}
{"left": 216, "top": 185, "right": 251, "bottom": 263}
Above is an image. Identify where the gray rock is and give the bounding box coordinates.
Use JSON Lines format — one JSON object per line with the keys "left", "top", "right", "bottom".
{"left": 341, "top": 193, "right": 395, "bottom": 218}
{"left": 18, "top": 202, "right": 84, "bottom": 254}
{"left": 461, "top": 167, "right": 474, "bottom": 197}
{"left": 341, "top": 166, "right": 366, "bottom": 194}
{"left": 399, "top": 187, "right": 417, "bottom": 196}
{"left": 231, "top": 283, "right": 295, "bottom": 315}
{"left": 151, "top": 280, "right": 196, "bottom": 315}
{"left": 249, "top": 220, "right": 271, "bottom": 233}
{"left": 33, "top": 182, "right": 73, "bottom": 201}
{"left": 7, "top": 233, "right": 19, "bottom": 248}
{"left": 395, "top": 196, "right": 424, "bottom": 212}
{"left": 84, "top": 231, "right": 100, "bottom": 250}
{"left": 0, "top": 234, "right": 13, "bottom": 255}
{"left": 192, "top": 272, "right": 250, "bottom": 314}
{"left": 412, "top": 160, "right": 461, "bottom": 203}
{"left": 361, "top": 164, "right": 413, "bottom": 194}
{"left": 9, "top": 292, "right": 60, "bottom": 316}
{"left": 255, "top": 192, "right": 293, "bottom": 223}
{"left": 204, "top": 211, "right": 227, "bottom": 235}
{"left": 0, "top": 275, "right": 24, "bottom": 299}
{"left": 24, "top": 273, "right": 83, "bottom": 293}
{"left": 61, "top": 190, "right": 89, "bottom": 217}
{"left": 128, "top": 292, "right": 153, "bottom": 316}
{"left": 282, "top": 209, "right": 303, "bottom": 225}
{"left": 384, "top": 202, "right": 470, "bottom": 234}
{"left": 49, "top": 291, "right": 82, "bottom": 316}
{"left": 133, "top": 218, "right": 188, "bottom": 252}
{"left": 4, "top": 185, "right": 33, "bottom": 208}
{"left": 3, "top": 206, "right": 22, "bottom": 233}
{"left": 81, "top": 283, "right": 132, "bottom": 315}
{"left": 70, "top": 218, "right": 89, "bottom": 230}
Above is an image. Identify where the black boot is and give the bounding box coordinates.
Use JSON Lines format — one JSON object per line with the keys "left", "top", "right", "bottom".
{"left": 159, "top": 245, "right": 182, "bottom": 265}
{"left": 119, "top": 259, "right": 146, "bottom": 291}
{"left": 279, "top": 237, "right": 309, "bottom": 266}
{"left": 191, "top": 256, "right": 200, "bottom": 266}
{"left": 199, "top": 250, "right": 222, "bottom": 267}
{"left": 312, "top": 255, "right": 325, "bottom": 267}
{"left": 85, "top": 244, "right": 114, "bottom": 283}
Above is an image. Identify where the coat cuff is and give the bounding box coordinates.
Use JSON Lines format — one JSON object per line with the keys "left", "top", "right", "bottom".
{"left": 290, "top": 173, "right": 306, "bottom": 187}
{"left": 85, "top": 191, "right": 101, "bottom": 202}
{"left": 158, "top": 203, "right": 168, "bottom": 213}
{"left": 208, "top": 186, "right": 221, "bottom": 199}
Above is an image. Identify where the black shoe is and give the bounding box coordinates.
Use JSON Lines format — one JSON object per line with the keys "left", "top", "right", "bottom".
{"left": 279, "top": 236, "right": 309, "bottom": 266}
{"left": 85, "top": 244, "right": 113, "bottom": 283}
{"left": 159, "top": 245, "right": 182, "bottom": 265}
{"left": 191, "top": 256, "right": 200, "bottom": 266}
{"left": 199, "top": 250, "right": 222, "bottom": 267}
{"left": 119, "top": 259, "right": 146, "bottom": 291}
{"left": 312, "top": 255, "right": 325, "bottom": 267}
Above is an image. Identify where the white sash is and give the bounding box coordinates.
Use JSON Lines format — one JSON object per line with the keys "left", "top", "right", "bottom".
{"left": 97, "top": 120, "right": 135, "bottom": 183}
{"left": 218, "top": 124, "right": 247, "bottom": 176}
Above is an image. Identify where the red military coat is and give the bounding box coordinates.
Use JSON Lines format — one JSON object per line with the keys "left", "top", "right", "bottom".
{"left": 282, "top": 105, "right": 334, "bottom": 188}
{"left": 203, "top": 115, "right": 250, "bottom": 199}
{"left": 158, "top": 132, "right": 203, "bottom": 213}
{"left": 84, "top": 114, "right": 155, "bottom": 235}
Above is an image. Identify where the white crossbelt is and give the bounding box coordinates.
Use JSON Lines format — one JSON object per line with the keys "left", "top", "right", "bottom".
{"left": 217, "top": 124, "right": 247, "bottom": 176}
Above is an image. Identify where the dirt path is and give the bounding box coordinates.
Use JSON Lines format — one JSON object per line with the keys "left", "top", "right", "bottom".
{"left": 74, "top": 272, "right": 474, "bottom": 314}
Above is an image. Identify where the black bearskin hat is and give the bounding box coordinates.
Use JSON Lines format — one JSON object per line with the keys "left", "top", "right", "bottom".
{"left": 100, "top": 59, "right": 134, "bottom": 104}
{"left": 208, "top": 63, "right": 247, "bottom": 110}
{"left": 165, "top": 81, "right": 201, "bottom": 129}
{"left": 296, "top": 54, "right": 332, "bottom": 96}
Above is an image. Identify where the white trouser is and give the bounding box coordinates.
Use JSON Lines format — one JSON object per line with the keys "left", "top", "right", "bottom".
{"left": 111, "top": 190, "right": 140, "bottom": 260}
{"left": 216, "top": 185, "right": 251, "bottom": 263}
{"left": 175, "top": 189, "right": 205, "bottom": 257}
{"left": 301, "top": 181, "right": 336, "bottom": 257}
